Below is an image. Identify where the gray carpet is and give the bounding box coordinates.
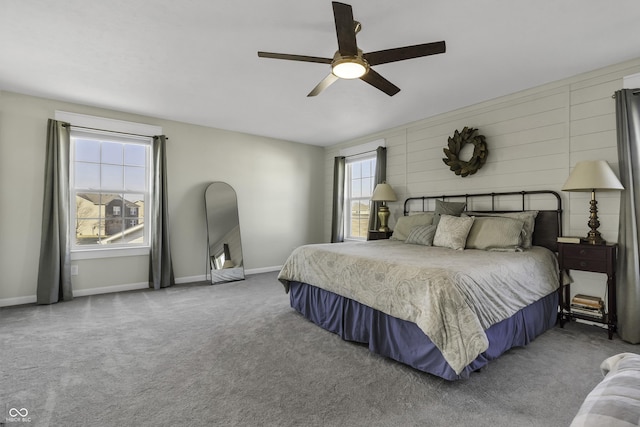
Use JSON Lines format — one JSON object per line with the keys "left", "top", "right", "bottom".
{"left": 1, "top": 271, "right": 637, "bottom": 427}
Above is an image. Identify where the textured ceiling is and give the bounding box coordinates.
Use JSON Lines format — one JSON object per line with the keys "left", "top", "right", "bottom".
{"left": 1, "top": 1, "right": 639, "bottom": 146}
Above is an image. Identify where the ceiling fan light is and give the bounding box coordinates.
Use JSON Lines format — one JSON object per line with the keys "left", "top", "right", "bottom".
{"left": 332, "top": 58, "right": 368, "bottom": 79}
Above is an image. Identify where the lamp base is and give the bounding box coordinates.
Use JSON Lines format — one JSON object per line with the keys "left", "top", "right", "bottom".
{"left": 584, "top": 231, "right": 606, "bottom": 245}
{"left": 584, "top": 192, "right": 606, "bottom": 245}
{"left": 377, "top": 205, "right": 390, "bottom": 232}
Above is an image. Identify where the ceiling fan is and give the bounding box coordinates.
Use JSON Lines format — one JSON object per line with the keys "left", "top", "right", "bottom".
{"left": 257, "top": 1, "right": 446, "bottom": 97}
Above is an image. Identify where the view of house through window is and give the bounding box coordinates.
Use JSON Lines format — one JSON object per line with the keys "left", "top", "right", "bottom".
{"left": 345, "top": 156, "right": 376, "bottom": 239}
{"left": 71, "top": 131, "right": 150, "bottom": 248}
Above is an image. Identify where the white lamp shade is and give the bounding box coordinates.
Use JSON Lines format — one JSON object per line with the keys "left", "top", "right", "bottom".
{"left": 371, "top": 183, "right": 397, "bottom": 202}
{"left": 562, "top": 160, "right": 624, "bottom": 192}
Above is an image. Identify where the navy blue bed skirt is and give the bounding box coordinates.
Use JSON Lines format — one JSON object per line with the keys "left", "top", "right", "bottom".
{"left": 289, "top": 281, "right": 558, "bottom": 380}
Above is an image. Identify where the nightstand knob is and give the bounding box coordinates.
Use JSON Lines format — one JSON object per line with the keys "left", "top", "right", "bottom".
{"left": 580, "top": 261, "right": 588, "bottom": 268}
{"left": 579, "top": 249, "right": 587, "bottom": 256}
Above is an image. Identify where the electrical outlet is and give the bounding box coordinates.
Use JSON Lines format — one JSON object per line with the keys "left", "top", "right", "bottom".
{"left": 71, "top": 265, "right": 79, "bottom": 276}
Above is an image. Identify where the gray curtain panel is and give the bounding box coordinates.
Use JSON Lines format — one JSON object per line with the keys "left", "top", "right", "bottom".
{"left": 331, "top": 156, "right": 346, "bottom": 243}
{"left": 368, "top": 146, "right": 387, "bottom": 232}
{"left": 37, "top": 119, "right": 73, "bottom": 304}
{"left": 615, "top": 89, "right": 640, "bottom": 344}
{"left": 149, "top": 135, "right": 175, "bottom": 289}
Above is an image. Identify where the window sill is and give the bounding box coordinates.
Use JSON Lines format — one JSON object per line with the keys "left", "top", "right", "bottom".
{"left": 71, "top": 246, "right": 150, "bottom": 260}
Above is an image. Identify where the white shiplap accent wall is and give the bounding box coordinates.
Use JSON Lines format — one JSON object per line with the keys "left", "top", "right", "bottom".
{"left": 324, "top": 57, "right": 640, "bottom": 308}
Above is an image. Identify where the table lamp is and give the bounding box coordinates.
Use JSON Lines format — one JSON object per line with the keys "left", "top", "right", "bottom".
{"left": 561, "top": 160, "right": 624, "bottom": 245}
{"left": 371, "top": 182, "right": 397, "bottom": 232}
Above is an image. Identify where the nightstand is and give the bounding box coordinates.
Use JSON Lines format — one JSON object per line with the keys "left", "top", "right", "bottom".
{"left": 557, "top": 241, "right": 617, "bottom": 339}
{"left": 367, "top": 230, "right": 393, "bottom": 240}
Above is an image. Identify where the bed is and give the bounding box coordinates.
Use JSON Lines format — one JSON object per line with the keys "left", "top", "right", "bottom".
{"left": 278, "top": 190, "right": 563, "bottom": 380}
{"left": 571, "top": 352, "right": 640, "bottom": 427}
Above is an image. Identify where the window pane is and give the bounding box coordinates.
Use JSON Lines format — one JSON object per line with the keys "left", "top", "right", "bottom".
{"left": 75, "top": 193, "right": 100, "bottom": 220}
{"left": 351, "top": 179, "right": 361, "bottom": 198}
{"left": 75, "top": 219, "right": 103, "bottom": 245}
{"left": 75, "top": 193, "right": 102, "bottom": 245}
{"left": 75, "top": 139, "right": 100, "bottom": 162}
{"left": 361, "top": 177, "right": 373, "bottom": 197}
{"left": 350, "top": 200, "right": 370, "bottom": 238}
{"left": 124, "top": 144, "right": 145, "bottom": 166}
{"left": 351, "top": 162, "right": 362, "bottom": 179}
{"left": 124, "top": 166, "right": 146, "bottom": 192}
{"left": 101, "top": 164, "right": 123, "bottom": 190}
{"left": 102, "top": 194, "right": 124, "bottom": 236}
{"left": 102, "top": 142, "right": 123, "bottom": 165}
{"left": 75, "top": 162, "right": 100, "bottom": 189}
{"left": 362, "top": 160, "right": 372, "bottom": 177}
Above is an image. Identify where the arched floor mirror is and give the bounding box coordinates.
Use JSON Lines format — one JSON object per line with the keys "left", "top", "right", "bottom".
{"left": 205, "top": 182, "right": 244, "bottom": 284}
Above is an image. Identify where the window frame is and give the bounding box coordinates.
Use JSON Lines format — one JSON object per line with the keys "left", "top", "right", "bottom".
{"left": 69, "top": 128, "right": 153, "bottom": 255}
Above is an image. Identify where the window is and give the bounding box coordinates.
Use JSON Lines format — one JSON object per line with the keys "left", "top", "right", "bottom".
{"left": 345, "top": 155, "right": 376, "bottom": 240}
{"left": 70, "top": 130, "right": 151, "bottom": 249}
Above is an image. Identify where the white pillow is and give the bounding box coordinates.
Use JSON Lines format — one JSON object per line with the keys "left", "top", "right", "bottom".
{"left": 465, "top": 216, "right": 525, "bottom": 251}
{"left": 433, "top": 215, "right": 475, "bottom": 250}
{"left": 391, "top": 213, "right": 434, "bottom": 241}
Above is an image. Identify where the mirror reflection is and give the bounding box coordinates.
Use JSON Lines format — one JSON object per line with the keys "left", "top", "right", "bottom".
{"left": 205, "top": 182, "right": 244, "bottom": 284}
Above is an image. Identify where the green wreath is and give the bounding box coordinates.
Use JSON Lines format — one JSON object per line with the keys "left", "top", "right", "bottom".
{"left": 442, "top": 127, "right": 488, "bottom": 177}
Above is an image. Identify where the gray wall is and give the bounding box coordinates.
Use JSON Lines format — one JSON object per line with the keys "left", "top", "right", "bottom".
{"left": 324, "top": 57, "right": 640, "bottom": 307}
{"left": 0, "top": 91, "right": 325, "bottom": 305}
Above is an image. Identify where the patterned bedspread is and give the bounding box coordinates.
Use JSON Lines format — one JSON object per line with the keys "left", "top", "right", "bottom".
{"left": 278, "top": 240, "right": 559, "bottom": 374}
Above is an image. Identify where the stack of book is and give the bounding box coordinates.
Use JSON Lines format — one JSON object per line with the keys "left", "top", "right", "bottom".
{"left": 557, "top": 236, "right": 584, "bottom": 244}
{"left": 570, "top": 294, "right": 604, "bottom": 320}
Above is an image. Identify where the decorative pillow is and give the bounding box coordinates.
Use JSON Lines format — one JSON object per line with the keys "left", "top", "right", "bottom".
{"left": 466, "top": 211, "right": 538, "bottom": 248}
{"left": 432, "top": 200, "right": 467, "bottom": 227}
{"left": 390, "top": 213, "right": 434, "bottom": 241}
{"left": 405, "top": 224, "right": 437, "bottom": 246}
{"left": 433, "top": 215, "right": 475, "bottom": 250}
{"left": 465, "top": 216, "right": 525, "bottom": 251}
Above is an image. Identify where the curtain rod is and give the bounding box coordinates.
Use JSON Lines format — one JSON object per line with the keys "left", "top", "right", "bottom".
{"left": 341, "top": 147, "right": 385, "bottom": 159}
{"left": 344, "top": 149, "right": 376, "bottom": 158}
{"left": 611, "top": 90, "right": 640, "bottom": 99}
{"left": 62, "top": 123, "right": 167, "bottom": 139}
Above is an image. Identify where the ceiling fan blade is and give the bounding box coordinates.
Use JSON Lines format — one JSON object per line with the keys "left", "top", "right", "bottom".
{"left": 308, "top": 74, "right": 339, "bottom": 97}
{"left": 332, "top": 2, "right": 358, "bottom": 56}
{"left": 258, "top": 51, "right": 332, "bottom": 64}
{"left": 364, "top": 41, "right": 446, "bottom": 66}
{"left": 360, "top": 69, "right": 400, "bottom": 96}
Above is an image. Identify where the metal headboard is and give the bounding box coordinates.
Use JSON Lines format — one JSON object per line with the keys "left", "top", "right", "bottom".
{"left": 403, "top": 190, "right": 563, "bottom": 252}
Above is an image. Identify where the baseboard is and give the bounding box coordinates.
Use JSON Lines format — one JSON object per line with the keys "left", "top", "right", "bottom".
{"left": 245, "top": 265, "right": 282, "bottom": 275}
{"left": 0, "top": 268, "right": 283, "bottom": 307}
{"left": 175, "top": 274, "right": 207, "bottom": 284}
{"left": 0, "top": 295, "right": 37, "bottom": 307}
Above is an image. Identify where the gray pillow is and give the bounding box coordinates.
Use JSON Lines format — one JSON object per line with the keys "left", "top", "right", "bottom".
{"left": 465, "top": 216, "right": 525, "bottom": 251}
{"left": 433, "top": 200, "right": 467, "bottom": 227}
{"left": 390, "top": 213, "right": 434, "bottom": 241}
{"left": 433, "top": 215, "right": 475, "bottom": 250}
{"left": 466, "top": 211, "right": 538, "bottom": 248}
{"left": 405, "top": 224, "right": 437, "bottom": 246}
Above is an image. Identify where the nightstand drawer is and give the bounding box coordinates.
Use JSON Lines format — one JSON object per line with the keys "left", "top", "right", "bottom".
{"left": 561, "top": 244, "right": 607, "bottom": 260}
{"left": 561, "top": 257, "right": 607, "bottom": 273}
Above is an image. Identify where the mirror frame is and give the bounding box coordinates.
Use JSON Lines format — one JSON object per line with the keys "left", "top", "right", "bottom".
{"left": 205, "top": 182, "right": 244, "bottom": 284}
